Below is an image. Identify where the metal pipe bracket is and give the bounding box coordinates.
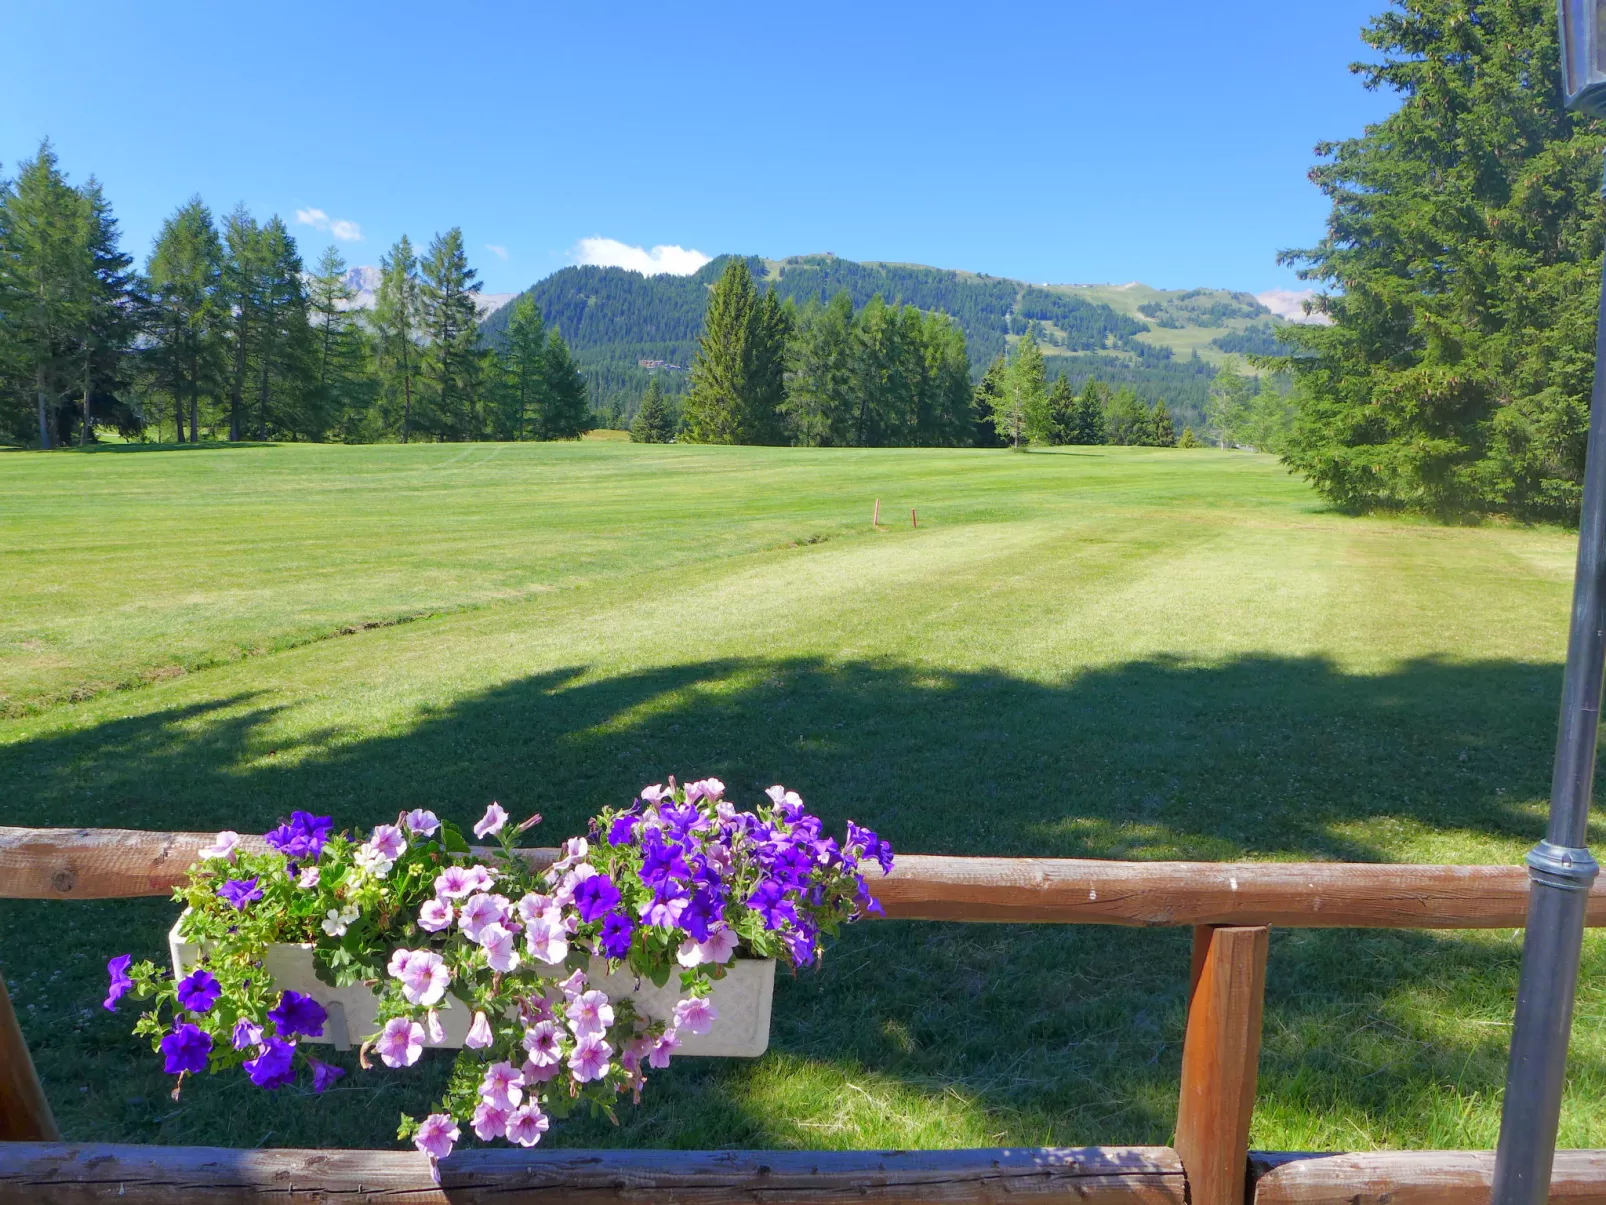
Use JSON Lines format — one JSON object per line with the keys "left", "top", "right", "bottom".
{"left": 1526, "top": 840, "right": 1601, "bottom": 892}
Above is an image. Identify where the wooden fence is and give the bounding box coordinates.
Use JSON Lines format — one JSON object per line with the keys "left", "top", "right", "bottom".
{"left": 2, "top": 826, "right": 1605, "bottom": 1205}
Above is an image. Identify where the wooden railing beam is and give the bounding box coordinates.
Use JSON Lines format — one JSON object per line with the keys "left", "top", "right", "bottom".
{"left": 1176, "top": 925, "right": 1269, "bottom": 1205}
{"left": 4, "top": 828, "right": 1603, "bottom": 929}
{"left": 0, "top": 1142, "right": 1188, "bottom": 1205}
{"left": 1250, "top": 1150, "right": 1606, "bottom": 1205}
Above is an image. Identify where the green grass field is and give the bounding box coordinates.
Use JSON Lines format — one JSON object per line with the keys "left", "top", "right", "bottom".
{"left": 1, "top": 439, "right": 1601, "bottom": 1153}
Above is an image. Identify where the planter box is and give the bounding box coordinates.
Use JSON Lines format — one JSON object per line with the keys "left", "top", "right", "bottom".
{"left": 169, "top": 918, "right": 774, "bottom": 1057}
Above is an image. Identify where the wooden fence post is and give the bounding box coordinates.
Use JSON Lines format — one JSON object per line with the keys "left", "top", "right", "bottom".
{"left": 1176, "top": 925, "right": 1268, "bottom": 1205}
{"left": 0, "top": 972, "right": 59, "bottom": 1141}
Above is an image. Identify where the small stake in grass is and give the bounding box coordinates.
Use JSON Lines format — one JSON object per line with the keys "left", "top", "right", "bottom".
{"left": 872, "top": 499, "right": 880, "bottom": 528}
{"left": 911, "top": 508, "right": 918, "bottom": 529}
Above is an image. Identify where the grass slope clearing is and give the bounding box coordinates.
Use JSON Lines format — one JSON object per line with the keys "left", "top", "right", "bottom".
{"left": 1, "top": 440, "right": 1599, "bottom": 1152}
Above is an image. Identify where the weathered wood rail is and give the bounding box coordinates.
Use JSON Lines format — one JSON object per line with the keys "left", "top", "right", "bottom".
{"left": 2, "top": 826, "right": 1604, "bottom": 1205}
{"left": 7, "top": 826, "right": 1606, "bottom": 928}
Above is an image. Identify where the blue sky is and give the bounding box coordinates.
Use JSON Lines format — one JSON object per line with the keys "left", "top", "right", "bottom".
{"left": 1, "top": 1, "right": 1397, "bottom": 299}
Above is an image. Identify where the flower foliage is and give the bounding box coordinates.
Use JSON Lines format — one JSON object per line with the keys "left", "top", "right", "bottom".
{"left": 107, "top": 779, "right": 888, "bottom": 1169}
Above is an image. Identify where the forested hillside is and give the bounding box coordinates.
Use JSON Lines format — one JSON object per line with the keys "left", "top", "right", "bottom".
{"left": 483, "top": 253, "right": 1282, "bottom": 425}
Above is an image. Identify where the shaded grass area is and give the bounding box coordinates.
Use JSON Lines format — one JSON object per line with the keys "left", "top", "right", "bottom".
{"left": 0, "top": 441, "right": 1594, "bottom": 1152}
{"left": 5, "top": 653, "right": 1603, "bottom": 1151}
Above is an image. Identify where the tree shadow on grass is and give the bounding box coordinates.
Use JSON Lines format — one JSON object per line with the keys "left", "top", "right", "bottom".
{"left": 2, "top": 651, "right": 1600, "bottom": 1149}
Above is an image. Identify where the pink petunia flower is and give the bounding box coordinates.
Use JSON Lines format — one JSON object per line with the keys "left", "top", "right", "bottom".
{"left": 395, "top": 950, "right": 450, "bottom": 1007}
{"left": 472, "top": 1101, "right": 509, "bottom": 1142}
{"left": 376, "top": 1017, "right": 425, "bottom": 1068}
{"left": 524, "top": 915, "right": 569, "bottom": 965}
{"left": 676, "top": 926, "right": 738, "bottom": 968}
{"left": 558, "top": 968, "right": 587, "bottom": 1001}
{"left": 426, "top": 1009, "right": 446, "bottom": 1045}
{"left": 566, "top": 989, "right": 614, "bottom": 1038}
{"left": 567, "top": 1033, "right": 613, "bottom": 1083}
{"left": 473, "top": 803, "right": 508, "bottom": 839}
{"left": 648, "top": 1027, "right": 681, "bottom": 1069}
{"left": 551, "top": 836, "right": 589, "bottom": 871}
{"left": 387, "top": 948, "right": 417, "bottom": 978}
{"left": 458, "top": 893, "right": 505, "bottom": 942}
{"left": 368, "top": 823, "right": 407, "bottom": 861}
{"left": 673, "top": 996, "right": 717, "bottom": 1036}
{"left": 413, "top": 1112, "right": 458, "bottom": 1160}
{"left": 465, "top": 1010, "right": 493, "bottom": 1049}
{"left": 522, "top": 1019, "right": 563, "bottom": 1067}
{"left": 404, "top": 809, "right": 440, "bottom": 836}
{"left": 479, "top": 1060, "right": 524, "bottom": 1110}
{"left": 504, "top": 1103, "right": 550, "bottom": 1147}
{"left": 297, "top": 866, "right": 320, "bottom": 889}
{"left": 198, "top": 831, "right": 240, "bottom": 861}
{"left": 479, "top": 922, "right": 520, "bottom": 972}
{"left": 638, "top": 783, "right": 669, "bottom": 804}
{"left": 418, "top": 899, "right": 454, "bottom": 933}
{"left": 522, "top": 1056, "right": 562, "bottom": 1083}
{"left": 642, "top": 895, "right": 688, "bottom": 930}
{"left": 516, "top": 892, "right": 559, "bottom": 925}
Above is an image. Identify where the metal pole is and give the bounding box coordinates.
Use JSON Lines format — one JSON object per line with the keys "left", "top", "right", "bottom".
{"left": 1489, "top": 157, "right": 1606, "bottom": 1205}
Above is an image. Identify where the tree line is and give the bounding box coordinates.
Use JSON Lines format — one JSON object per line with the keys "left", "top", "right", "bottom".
{"left": 637, "top": 259, "right": 1193, "bottom": 450}
{"left": 0, "top": 142, "right": 589, "bottom": 447}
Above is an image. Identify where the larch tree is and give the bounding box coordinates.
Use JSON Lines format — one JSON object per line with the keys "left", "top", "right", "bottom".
{"left": 536, "top": 327, "right": 590, "bottom": 439}
{"left": 420, "top": 228, "right": 483, "bottom": 440}
{"left": 493, "top": 296, "right": 547, "bottom": 440}
{"left": 145, "top": 197, "right": 223, "bottom": 443}
{"left": 373, "top": 235, "right": 423, "bottom": 443}
{"left": 682, "top": 258, "right": 789, "bottom": 445}
{"left": 1068, "top": 378, "right": 1108, "bottom": 445}
{"left": 307, "top": 244, "right": 370, "bottom": 439}
{"left": 219, "top": 206, "right": 264, "bottom": 442}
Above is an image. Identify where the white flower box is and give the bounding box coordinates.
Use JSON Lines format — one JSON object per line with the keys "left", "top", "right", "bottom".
{"left": 169, "top": 917, "right": 775, "bottom": 1057}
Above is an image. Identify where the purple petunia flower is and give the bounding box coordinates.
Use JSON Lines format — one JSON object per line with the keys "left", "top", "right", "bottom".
{"left": 607, "top": 812, "right": 640, "bottom": 845}
{"left": 573, "top": 873, "right": 621, "bottom": 923}
{"left": 746, "top": 879, "right": 799, "bottom": 932}
{"left": 263, "top": 811, "right": 333, "bottom": 862}
{"left": 267, "top": 990, "right": 327, "bottom": 1039}
{"left": 599, "top": 910, "right": 635, "bottom": 958}
{"left": 846, "top": 821, "right": 894, "bottom": 875}
{"left": 217, "top": 877, "right": 263, "bottom": 910}
{"left": 160, "top": 1022, "right": 213, "bottom": 1076}
{"left": 308, "top": 1057, "right": 345, "bottom": 1093}
{"left": 244, "top": 1036, "right": 297, "bottom": 1089}
{"left": 103, "top": 954, "right": 133, "bottom": 1011}
{"left": 232, "top": 1017, "right": 264, "bottom": 1050}
{"left": 175, "top": 969, "right": 221, "bottom": 1014}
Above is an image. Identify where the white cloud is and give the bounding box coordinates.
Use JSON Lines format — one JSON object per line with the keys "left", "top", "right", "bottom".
{"left": 294, "top": 207, "right": 363, "bottom": 242}
{"left": 486, "top": 244, "right": 509, "bottom": 261}
{"left": 1256, "top": 288, "right": 1331, "bottom": 325}
{"left": 572, "top": 237, "right": 711, "bottom": 276}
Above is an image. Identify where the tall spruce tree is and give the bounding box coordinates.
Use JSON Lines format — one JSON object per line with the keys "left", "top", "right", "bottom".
{"left": 1279, "top": 0, "right": 1605, "bottom": 519}
{"left": 251, "top": 217, "right": 312, "bottom": 438}
{"left": 1043, "top": 375, "right": 1076, "bottom": 445}
{"left": 630, "top": 375, "right": 675, "bottom": 443}
{"left": 682, "top": 258, "right": 789, "bottom": 444}
{"left": 373, "top": 235, "right": 423, "bottom": 443}
{"left": 1148, "top": 399, "right": 1177, "bottom": 447}
{"left": 1067, "top": 378, "right": 1109, "bottom": 444}
{"left": 783, "top": 290, "right": 856, "bottom": 446}
{"left": 67, "top": 176, "right": 135, "bottom": 445}
{"left": 916, "top": 309, "right": 974, "bottom": 447}
{"left": 219, "top": 206, "right": 264, "bottom": 442}
{"left": 1103, "top": 386, "right": 1149, "bottom": 446}
{"left": 145, "top": 198, "right": 223, "bottom": 443}
{"left": 536, "top": 328, "right": 590, "bottom": 439}
{"left": 420, "top": 228, "right": 483, "bottom": 440}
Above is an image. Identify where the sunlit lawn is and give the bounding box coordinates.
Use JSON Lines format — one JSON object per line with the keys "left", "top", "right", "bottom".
{"left": 0, "top": 439, "right": 1599, "bottom": 1152}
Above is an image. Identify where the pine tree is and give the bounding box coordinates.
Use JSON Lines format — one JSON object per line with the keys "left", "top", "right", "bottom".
{"left": 682, "top": 258, "right": 789, "bottom": 444}
{"left": 971, "top": 356, "right": 1009, "bottom": 448}
{"left": 251, "top": 217, "right": 312, "bottom": 438}
{"left": 307, "top": 244, "right": 372, "bottom": 440}
{"left": 145, "top": 197, "right": 223, "bottom": 443}
{"left": 1178, "top": 426, "right": 1203, "bottom": 448}
{"left": 630, "top": 375, "right": 675, "bottom": 443}
{"left": 219, "top": 206, "right": 263, "bottom": 442}
{"left": 1149, "top": 400, "right": 1177, "bottom": 447}
{"left": 917, "top": 309, "right": 973, "bottom": 446}
{"left": 783, "top": 290, "right": 856, "bottom": 446}
{"left": 373, "top": 236, "right": 423, "bottom": 443}
{"left": 1279, "top": 0, "right": 1604, "bottom": 518}
{"left": 1043, "top": 375, "right": 1076, "bottom": 445}
{"left": 420, "top": 228, "right": 483, "bottom": 440}
{"left": 1103, "top": 387, "right": 1149, "bottom": 446}
{"left": 1067, "top": 377, "right": 1108, "bottom": 444}
{"left": 67, "top": 176, "right": 135, "bottom": 445}
{"left": 986, "top": 329, "right": 1047, "bottom": 449}
{"left": 493, "top": 296, "right": 547, "bottom": 440}
{"left": 0, "top": 142, "right": 132, "bottom": 448}
{"left": 537, "top": 328, "right": 590, "bottom": 440}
